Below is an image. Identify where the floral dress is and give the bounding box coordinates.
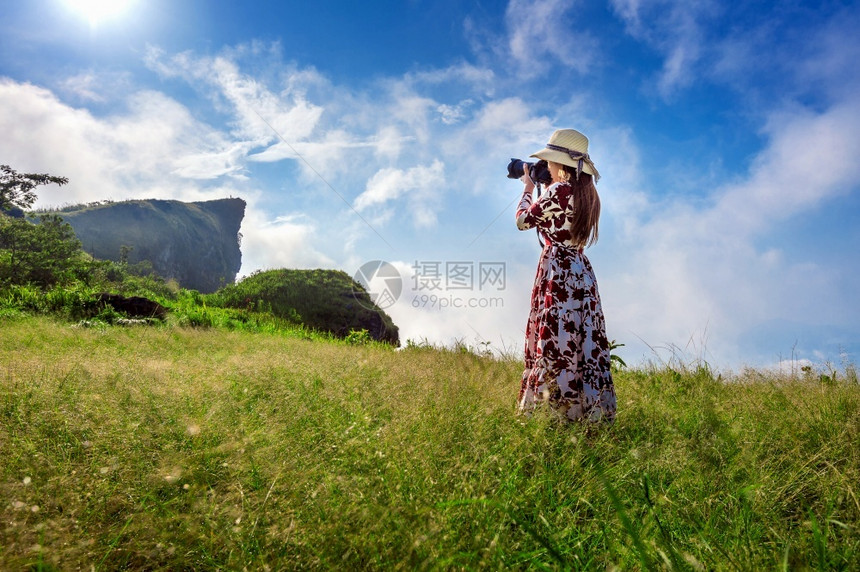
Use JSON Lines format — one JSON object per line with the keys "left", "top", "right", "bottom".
{"left": 516, "top": 181, "right": 617, "bottom": 423}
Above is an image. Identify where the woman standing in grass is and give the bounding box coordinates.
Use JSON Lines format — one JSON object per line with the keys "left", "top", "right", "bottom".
{"left": 515, "top": 128, "right": 617, "bottom": 423}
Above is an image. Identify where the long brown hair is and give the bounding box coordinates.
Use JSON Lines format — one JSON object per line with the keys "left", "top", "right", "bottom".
{"left": 559, "top": 164, "right": 600, "bottom": 247}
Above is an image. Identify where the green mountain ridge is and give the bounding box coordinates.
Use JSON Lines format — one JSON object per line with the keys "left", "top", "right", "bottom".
{"left": 49, "top": 198, "right": 245, "bottom": 293}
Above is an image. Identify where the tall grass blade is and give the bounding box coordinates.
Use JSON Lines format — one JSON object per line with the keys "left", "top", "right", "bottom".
{"left": 642, "top": 473, "right": 684, "bottom": 569}
{"left": 436, "top": 498, "right": 569, "bottom": 569}
{"left": 597, "top": 470, "right": 653, "bottom": 570}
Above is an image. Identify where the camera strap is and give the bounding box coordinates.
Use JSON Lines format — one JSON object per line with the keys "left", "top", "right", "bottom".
{"left": 535, "top": 183, "right": 545, "bottom": 247}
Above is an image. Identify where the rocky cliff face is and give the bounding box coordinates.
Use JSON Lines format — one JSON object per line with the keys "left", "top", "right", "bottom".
{"left": 60, "top": 198, "right": 245, "bottom": 293}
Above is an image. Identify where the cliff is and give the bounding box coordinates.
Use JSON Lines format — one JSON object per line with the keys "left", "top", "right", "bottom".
{"left": 57, "top": 198, "right": 245, "bottom": 293}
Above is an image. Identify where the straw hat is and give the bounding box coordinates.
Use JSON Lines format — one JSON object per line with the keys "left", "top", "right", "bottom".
{"left": 530, "top": 128, "right": 600, "bottom": 181}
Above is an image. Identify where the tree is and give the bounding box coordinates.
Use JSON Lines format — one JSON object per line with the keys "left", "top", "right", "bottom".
{"left": 0, "top": 214, "right": 85, "bottom": 288}
{"left": 1, "top": 164, "right": 68, "bottom": 212}
{"left": 119, "top": 244, "right": 133, "bottom": 265}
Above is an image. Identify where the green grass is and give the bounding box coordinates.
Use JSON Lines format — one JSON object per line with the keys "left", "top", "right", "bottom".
{"left": 1, "top": 316, "right": 858, "bottom": 570}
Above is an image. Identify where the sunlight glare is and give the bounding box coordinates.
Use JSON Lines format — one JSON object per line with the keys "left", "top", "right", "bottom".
{"left": 64, "top": 0, "right": 133, "bottom": 26}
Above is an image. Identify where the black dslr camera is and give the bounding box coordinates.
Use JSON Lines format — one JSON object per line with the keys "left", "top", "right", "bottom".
{"left": 507, "top": 158, "right": 552, "bottom": 187}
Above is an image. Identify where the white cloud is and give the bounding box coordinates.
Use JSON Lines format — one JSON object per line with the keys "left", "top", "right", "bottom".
{"left": 711, "top": 100, "right": 860, "bottom": 228}
{"left": 354, "top": 169, "right": 405, "bottom": 210}
{"left": 437, "top": 101, "right": 473, "bottom": 125}
{"left": 371, "top": 126, "right": 410, "bottom": 161}
{"left": 144, "top": 44, "right": 324, "bottom": 150}
{"left": 505, "top": 0, "right": 596, "bottom": 76}
{"left": 172, "top": 142, "right": 257, "bottom": 180}
{"left": 404, "top": 62, "right": 496, "bottom": 95}
{"left": 609, "top": 0, "right": 718, "bottom": 98}
{"left": 143, "top": 44, "right": 437, "bottom": 187}
{"left": 0, "top": 79, "right": 243, "bottom": 205}
{"left": 238, "top": 209, "right": 334, "bottom": 274}
{"left": 354, "top": 161, "right": 446, "bottom": 228}
{"left": 596, "top": 96, "right": 860, "bottom": 366}
{"left": 59, "top": 71, "right": 110, "bottom": 102}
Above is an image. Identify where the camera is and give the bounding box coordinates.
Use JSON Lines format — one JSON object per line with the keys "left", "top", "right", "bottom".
{"left": 507, "top": 158, "right": 552, "bottom": 187}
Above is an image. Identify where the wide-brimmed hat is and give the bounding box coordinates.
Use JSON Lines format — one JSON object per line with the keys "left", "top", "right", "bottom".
{"left": 530, "top": 128, "right": 600, "bottom": 181}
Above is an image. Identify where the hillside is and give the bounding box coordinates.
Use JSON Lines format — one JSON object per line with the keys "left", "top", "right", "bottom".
{"left": 46, "top": 198, "right": 245, "bottom": 293}
{"left": 212, "top": 268, "right": 399, "bottom": 345}
{"left": 0, "top": 316, "right": 857, "bottom": 569}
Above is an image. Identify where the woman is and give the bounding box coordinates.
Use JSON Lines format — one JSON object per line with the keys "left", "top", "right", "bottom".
{"left": 515, "top": 128, "right": 617, "bottom": 423}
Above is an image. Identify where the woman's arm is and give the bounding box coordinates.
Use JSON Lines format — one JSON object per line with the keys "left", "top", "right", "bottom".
{"left": 516, "top": 182, "right": 564, "bottom": 231}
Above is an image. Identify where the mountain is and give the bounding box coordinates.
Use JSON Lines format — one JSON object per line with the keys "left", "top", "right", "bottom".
{"left": 55, "top": 198, "right": 245, "bottom": 293}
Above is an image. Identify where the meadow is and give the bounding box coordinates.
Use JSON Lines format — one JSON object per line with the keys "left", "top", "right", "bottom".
{"left": 1, "top": 315, "right": 858, "bottom": 570}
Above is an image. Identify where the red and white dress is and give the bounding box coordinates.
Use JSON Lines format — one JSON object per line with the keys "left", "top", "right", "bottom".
{"left": 516, "top": 181, "right": 617, "bottom": 423}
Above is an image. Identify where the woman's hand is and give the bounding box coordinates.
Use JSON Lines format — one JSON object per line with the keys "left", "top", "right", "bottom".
{"left": 521, "top": 167, "right": 535, "bottom": 194}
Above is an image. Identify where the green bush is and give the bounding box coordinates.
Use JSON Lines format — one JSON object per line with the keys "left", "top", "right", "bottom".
{"left": 211, "top": 268, "right": 399, "bottom": 344}
{"left": 345, "top": 328, "right": 372, "bottom": 345}
{"left": 2, "top": 284, "right": 41, "bottom": 313}
{"left": 43, "top": 283, "right": 96, "bottom": 319}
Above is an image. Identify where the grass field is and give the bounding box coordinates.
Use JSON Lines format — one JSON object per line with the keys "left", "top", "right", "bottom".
{"left": 1, "top": 316, "right": 858, "bottom": 570}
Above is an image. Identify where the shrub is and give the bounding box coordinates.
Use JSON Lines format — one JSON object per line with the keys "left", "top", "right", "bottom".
{"left": 345, "top": 328, "right": 372, "bottom": 345}
{"left": 0, "top": 214, "right": 86, "bottom": 288}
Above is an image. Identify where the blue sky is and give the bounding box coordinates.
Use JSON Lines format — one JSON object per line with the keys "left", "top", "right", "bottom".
{"left": 2, "top": 0, "right": 858, "bottom": 371}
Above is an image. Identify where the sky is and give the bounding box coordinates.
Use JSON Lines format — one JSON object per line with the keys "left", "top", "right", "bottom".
{"left": 1, "top": 0, "right": 858, "bottom": 371}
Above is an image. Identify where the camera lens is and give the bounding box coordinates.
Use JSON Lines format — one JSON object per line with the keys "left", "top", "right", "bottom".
{"left": 507, "top": 158, "right": 528, "bottom": 179}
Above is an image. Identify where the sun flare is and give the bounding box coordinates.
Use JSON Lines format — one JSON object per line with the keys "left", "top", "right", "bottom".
{"left": 63, "top": 0, "right": 133, "bottom": 26}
